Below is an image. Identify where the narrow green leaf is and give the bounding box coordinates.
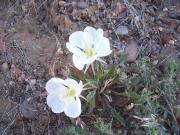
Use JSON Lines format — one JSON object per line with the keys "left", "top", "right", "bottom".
{"left": 111, "top": 109, "right": 125, "bottom": 126}
{"left": 86, "top": 91, "right": 96, "bottom": 112}
{"left": 104, "top": 94, "right": 112, "bottom": 102}
{"left": 85, "top": 79, "right": 98, "bottom": 87}
{"left": 104, "top": 65, "right": 116, "bottom": 79}
{"left": 118, "top": 55, "right": 128, "bottom": 64}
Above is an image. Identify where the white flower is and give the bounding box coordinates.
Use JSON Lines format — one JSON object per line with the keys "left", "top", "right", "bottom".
{"left": 46, "top": 78, "right": 83, "bottom": 118}
{"left": 66, "top": 26, "right": 112, "bottom": 70}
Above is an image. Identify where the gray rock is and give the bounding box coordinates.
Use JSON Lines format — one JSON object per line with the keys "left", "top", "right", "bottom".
{"left": 116, "top": 25, "right": 129, "bottom": 36}
{"left": 20, "top": 98, "right": 38, "bottom": 119}
{"left": 1, "top": 62, "right": 9, "bottom": 72}
{"left": 77, "top": 1, "right": 88, "bottom": 9}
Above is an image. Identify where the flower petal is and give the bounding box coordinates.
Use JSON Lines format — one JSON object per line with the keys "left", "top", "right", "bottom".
{"left": 46, "top": 78, "right": 66, "bottom": 94}
{"left": 85, "top": 55, "right": 98, "bottom": 64}
{"left": 94, "top": 37, "right": 112, "bottom": 57}
{"left": 78, "top": 81, "right": 83, "bottom": 95}
{"left": 66, "top": 42, "right": 82, "bottom": 54}
{"left": 69, "top": 31, "right": 86, "bottom": 51}
{"left": 64, "top": 97, "right": 81, "bottom": 118}
{"left": 84, "top": 26, "right": 97, "bottom": 43}
{"left": 64, "top": 78, "right": 79, "bottom": 88}
{"left": 72, "top": 54, "right": 97, "bottom": 70}
{"left": 72, "top": 54, "right": 86, "bottom": 70}
{"left": 47, "top": 94, "right": 65, "bottom": 113}
{"left": 97, "top": 28, "right": 103, "bottom": 37}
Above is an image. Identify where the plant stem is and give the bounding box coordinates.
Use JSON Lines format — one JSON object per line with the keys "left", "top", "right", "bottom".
{"left": 91, "top": 63, "right": 95, "bottom": 77}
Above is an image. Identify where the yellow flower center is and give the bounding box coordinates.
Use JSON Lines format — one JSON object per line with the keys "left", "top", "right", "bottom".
{"left": 67, "top": 88, "right": 76, "bottom": 97}
{"left": 85, "top": 48, "right": 96, "bottom": 58}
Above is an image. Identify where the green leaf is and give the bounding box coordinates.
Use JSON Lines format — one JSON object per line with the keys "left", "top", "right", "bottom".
{"left": 86, "top": 91, "right": 96, "bottom": 112}
{"left": 125, "top": 76, "right": 141, "bottom": 90}
{"left": 104, "top": 65, "right": 116, "bottom": 79}
{"left": 104, "top": 94, "right": 112, "bottom": 102}
{"left": 85, "top": 79, "right": 98, "bottom": 87}
{"left": 94, "top": 61, "right": 104, "bottom": 82}
{"left": 111, "top": 109, "right": 125, "bottom": 126}
{"left": 118, "top": 55, "right": 128, "bottom": 64}
{"left": 94, "top": 119, "right": 112, "bottom": 134}
{"left": 69, "top": 68, "right": 87, "bottom": 81}
{"left": 168, "top": 59, "right": 180, "bottom": 74}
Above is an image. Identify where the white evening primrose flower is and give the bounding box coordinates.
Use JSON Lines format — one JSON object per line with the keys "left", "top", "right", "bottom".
{"left": 46, "top": 78, "right": 83, "bottom": 118}
{"left": 66, "top": 26, "right": 112, "bottom": 70}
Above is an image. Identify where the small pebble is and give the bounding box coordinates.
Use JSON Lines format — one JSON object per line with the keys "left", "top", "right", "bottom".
{"left": 123, "top": 40, "right": 138, "bottom": 62}
{"left": 126, "top": 103, "right": 134, "bottom": 110}
{"left": 9, "top": 81, "right": 15, "bottom": 86}
{"left": 163, "top": 7, "right": 168, "bottom": 12}
{"left": 77, "top": 1, "right": 88, "bottom": 9}
{"left": 158, "top": 27, "right": 163, "bottom": 31}
{"left": 1, "top": 62, "right": 9, "bottom": 72}
{"left": 30, "top": 79, "right": 36, "bottom": 87}
{"left": 116, "top": 25, "right": 129, "bottom": 36}
{"left": 20, "top": 99, "right": 38, "bottom": 119}
{"left": 153, "top": 60, "right": 158, "bottom": 65}
{"left": 151, "top": 44, "right": 161, "bottom": 56}
{"left": 58, "top": 1, "right": 66, "bottom": 6}
{"left": 169, "top": 40, "right": 175, "bottom": 45}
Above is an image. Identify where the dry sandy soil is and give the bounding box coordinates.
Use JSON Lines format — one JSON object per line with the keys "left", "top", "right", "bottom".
{"left": 0, "top": 0, "right": 180, "bottom": 135}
